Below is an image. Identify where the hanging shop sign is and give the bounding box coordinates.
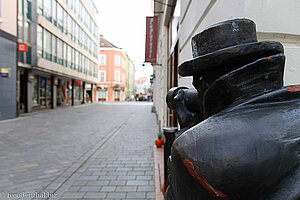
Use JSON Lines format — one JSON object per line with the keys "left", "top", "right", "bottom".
{"left": 17, "top": 43, "right": 28, "bottom": 52}
{"left": 0, "top": 67, "right": 10, "bottom": 78}
{"left": 145, "top": 16, "right": 158, "bottom": 64}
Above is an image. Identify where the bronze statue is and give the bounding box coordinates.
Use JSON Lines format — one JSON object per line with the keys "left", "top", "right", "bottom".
{"left": 165, "top": 19, "right": 300, "bottom": 200}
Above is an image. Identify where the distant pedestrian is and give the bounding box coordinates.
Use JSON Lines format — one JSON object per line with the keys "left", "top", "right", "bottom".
{"left": 86, "top": 93, "right": 89, "bottom": 103}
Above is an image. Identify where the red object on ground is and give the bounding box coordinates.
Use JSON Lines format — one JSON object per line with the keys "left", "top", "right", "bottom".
{"left": 155, "top": 138, "right": 164, "bottom": 148}
{"left": 162, "top": 182, "right": 165, "bottom": 196}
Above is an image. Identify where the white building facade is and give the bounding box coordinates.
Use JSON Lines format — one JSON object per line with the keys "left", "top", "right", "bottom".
{"left": 153, "top": 0, "right": 300, "bottom": 133}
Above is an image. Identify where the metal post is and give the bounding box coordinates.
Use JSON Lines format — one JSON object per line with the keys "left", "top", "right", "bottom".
{"left": 163, "top": 127, "right": 178, "bottom": 188}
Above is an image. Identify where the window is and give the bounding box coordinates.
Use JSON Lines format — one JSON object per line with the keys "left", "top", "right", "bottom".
{"left": 44, "top": 30, "right": 51, "bottom": 60}
{"left": 115, "top": 71, "right": 120, "bottom": 82}
{"left": 99, "top": 70, "right": 106, "bottom": 82}
{"left": 79, "top": 53, "right": 82, "bottom": 72}
{"left": 52, "top": 35, "right": 57, "bottom": 62}
{"left": 72, "top": 19, "right": 75, "bottom": 41}
{"left": 24, "top": 21, "right": 30, "bottom": 43}
{"left": 44, "top": 0, "right": 52, "bottom": 22}
{"left": 63, "top": 42, "right": 67, "bottom": 66}
{"left": 67, "top": 45, "right": 71, "bottom": 68}
{"left": 75, "top": 50, "right": 78, "bottom": 70}
{"left": 63, "top": 10, "right": 67, "bottom": 35}
{"left": 115, "top": 55, "right": 120, "bottom": 66}
{"left": 67, "top": 14, "right": 72, "bottom": 39}
{"left": 18, "top": 19, "right": 23, "bottom": 39}
{"left": 71, "top": 48, "right": 75, "bottom": 68}
{"left": 18, "top": 0, "right": 24, "bottom": 15}
{"left": 122, "top": 73, "right": 125, "bottom": 82}
{"left": 57, "top": 4, "right": 63, "bottom": 32}
{"left": 57, "top": 39, "right": 63, "bottom": 65}
{"left": 122, "top": 58, "right": 126, "bottom": 69}
{"left": 26, "top": 0, "right": 31, "bottom": 20}
{"left": 83, "top": 56, "right": 87, "bottom": 73}
{"left": 89, "top": 59, "right": 92, "bottom": 76}
{"left": 37, "top": 0, "right": 43, "bottom": 15}
{"left": 99, "top": 54, "right": 106, "bottom": 65}
{"left": 52, "top": 0, "right": 56, "bottom": 26}
{"left": 37, "top": 26, "right": 43, "bottom": 57}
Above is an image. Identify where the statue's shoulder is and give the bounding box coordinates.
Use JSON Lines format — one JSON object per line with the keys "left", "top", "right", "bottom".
{"left": 227, "top": 85, "right": 300, "bottom": 113}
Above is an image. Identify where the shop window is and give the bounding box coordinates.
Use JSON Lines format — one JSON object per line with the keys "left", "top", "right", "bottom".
{"left": 98, "top": 90, "right": 106, "bottom": 101}
{"left": 32, "top": 75, "right": 38, "bottom": 105}
{"left": 114, "top": 90, "right": 120, "bottom": 101}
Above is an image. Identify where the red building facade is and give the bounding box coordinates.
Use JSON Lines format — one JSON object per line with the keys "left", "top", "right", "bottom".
{"left": 97, "top": 36, "right": 127, "bottom": 102}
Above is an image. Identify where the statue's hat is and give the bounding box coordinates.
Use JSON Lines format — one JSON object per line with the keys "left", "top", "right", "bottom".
{"left": 178, "top": 18, "right": 284, "bottom": 76}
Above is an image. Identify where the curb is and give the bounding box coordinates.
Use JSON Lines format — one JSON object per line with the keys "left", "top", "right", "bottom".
{"left": 154, "top": 145, "right": 164, "bottom": 200}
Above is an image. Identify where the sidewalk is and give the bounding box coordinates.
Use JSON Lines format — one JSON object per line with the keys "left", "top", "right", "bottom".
{"left": 0, "top": 102, "right": 160, "bottom": 200}
{"left": 57, "top": 103, "right": 158, "bottom": 199}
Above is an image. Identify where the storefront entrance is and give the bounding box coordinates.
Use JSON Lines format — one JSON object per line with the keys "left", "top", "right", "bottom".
{"left": 97, "top": 89, "right": 107, "bottom": 101}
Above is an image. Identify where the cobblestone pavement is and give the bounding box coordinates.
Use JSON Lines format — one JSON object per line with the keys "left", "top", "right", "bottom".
{"left": 0, "top": 102, "right": 158, "bottom": 199}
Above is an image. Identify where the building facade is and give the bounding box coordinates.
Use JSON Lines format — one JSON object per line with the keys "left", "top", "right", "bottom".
{"left": 152, "top": 0, "right": 300, "bottom": 132}
{"left": 17, "top": 0, "right": 99, "bottom": 114}
{"left": 0, "top": 0, "right": 18, "bottom": 120}
{"left": 126, "top": 58, "right": 135, "bottom": 101}
{"left": 98, "top": 35, "right": 127, "bottom": 102}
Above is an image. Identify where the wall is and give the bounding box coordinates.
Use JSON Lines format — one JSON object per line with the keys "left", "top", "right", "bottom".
{"left": 0, "top": 32, "right": 17, "bottom": 120}
{"left": 153, "top": 0, "right": 300, "bottom": 133}
{"left": 178, "top": 0, "right": 300, "bottom": 86}
{"left": 0, "top": 0, "right": 17, "bottom": 36}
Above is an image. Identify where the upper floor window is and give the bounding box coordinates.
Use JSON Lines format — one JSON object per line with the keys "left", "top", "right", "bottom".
{"left": 44, "top": 0, "right": 52, "bottom": 22}
{"left": 122, "top": 58, "right": 126, "bottom": 69}
{"left": 115, "top": 55, "right": 120, "bottom": 66}
{"left": 115, "top": 71, "right": 120, "bottom": 82}
{"left": 99, "top": 54, "right": 106, "bottom": 65}
{"left": 99, "top": 70, "right": 106, "bottom": 82}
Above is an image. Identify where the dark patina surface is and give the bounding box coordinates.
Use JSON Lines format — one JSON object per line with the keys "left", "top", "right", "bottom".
{"left": 165, "top": 19, "right": 300, "bottom": 200}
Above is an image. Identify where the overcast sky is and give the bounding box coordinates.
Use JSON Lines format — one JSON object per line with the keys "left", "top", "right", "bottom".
{"left": 96, "top": 0, "right": 154, "bottom": 79}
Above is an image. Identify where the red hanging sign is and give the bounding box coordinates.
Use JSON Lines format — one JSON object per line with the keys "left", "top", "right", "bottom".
{"left": 145, "top": 16, "right": 158, "bottom": 64}
{"left": 17, "top": 43, "right": 28, "bottom": 52}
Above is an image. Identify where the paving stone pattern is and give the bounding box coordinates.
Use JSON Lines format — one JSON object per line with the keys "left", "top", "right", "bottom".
{"left": 0, "top": 102, "right": 158, "bottom": 199}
